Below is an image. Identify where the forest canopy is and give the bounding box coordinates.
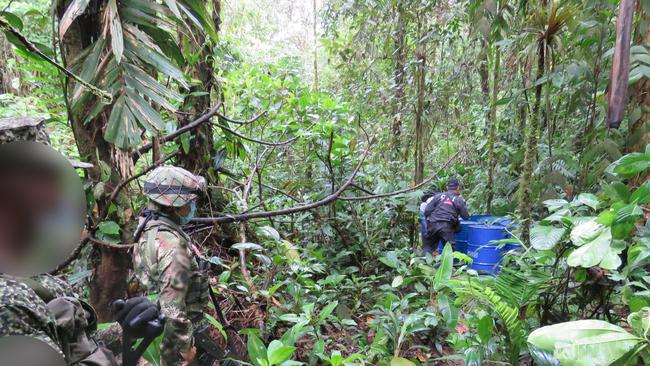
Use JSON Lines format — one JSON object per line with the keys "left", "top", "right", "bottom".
{"left": 0, "top": 0, "right": 649, "bottom": 365}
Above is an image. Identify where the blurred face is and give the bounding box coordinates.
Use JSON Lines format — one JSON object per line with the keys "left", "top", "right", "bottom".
{"left": 0, "top": 164, "right": 61, "bottom": 266}
{"left": 0, "top": 142, "right": 86, "bottom": 276}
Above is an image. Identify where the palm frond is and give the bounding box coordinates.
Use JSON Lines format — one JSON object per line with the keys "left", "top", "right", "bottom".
{"left": 61, "top": 0, "right": 214, "bottom": 149}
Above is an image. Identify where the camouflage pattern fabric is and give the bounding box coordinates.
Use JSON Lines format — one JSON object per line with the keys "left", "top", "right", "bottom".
{"left": 0, "top": 118, "right": 109, "bottom": 364}
{"left": 132, "top": 211, "right": 208, "bottom": 365}
{"left": 0, "top": 274, "right": 117, "bottom": 365}
{"left": 0, "top": 116, "right": 51, "bottom": 145}
{"left": 0, "top": 275, "right": 62, "bottom": 355}
{"left": 144, "top": 166, "right": 206, "bottom": 208}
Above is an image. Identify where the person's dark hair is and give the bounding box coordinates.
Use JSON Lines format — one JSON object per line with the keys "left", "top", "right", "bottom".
{"left": 447, "top": 178, "right": 460, "bottom": 190}
{"left": 421, "top": 190, "right": 435, "bottom": 202}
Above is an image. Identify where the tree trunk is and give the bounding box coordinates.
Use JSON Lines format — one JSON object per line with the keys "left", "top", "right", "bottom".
{"left": 410, "top": 17, "right": 428, "bottom": 250}
{"left": 312, "top": 0, "right": 319, "bottom": 90}
{"left": 628, "top": 3, "right": 649, "bottom": 152}
{"left": 390, "top": 4, "right": 407, "bottom": 158}
{"left": 178, "top": 0, "right": 221, "bottom": 174}
{"left": 517, "top": 41, "right": 546, "bottom": 246}
{"left": 0, "top": 33, "right": 18, "bottom": 94}
{"left": 486, "top": 46, "right": 500, "bottom": 214}
{"left": 478, "top": 40, "right": 490, "bottom": 136}
{"left": 414, "top": 41, "right": 426, "bottom": 184}
{"left": 57, "top": 0, "right": 129, "bottom": 322}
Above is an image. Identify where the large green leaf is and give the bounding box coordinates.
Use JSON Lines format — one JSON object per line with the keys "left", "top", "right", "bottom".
{"left": 631, "top": 181, "right": 650, "bottom": 204}
{"left": 390, "top": 356, "right": 416, "bottom": 366}
{"left": 627, "top": 307, "right": 650, "bottom": 338}
{"left": 603, "top": 182, "right": 631, "bottom": 203}
{"left": 266, "top": 340, "right": 295, "bottom": 365}
{"left": 571, "top": 193, "right": 600, "bottom": 210}
{"left": 434, "top": 243, "right": 453, "bottom": 291}
{"left": 528, "top": 320, "right": 641, "bottom": 366}
{"left": 568, "top": 226, "right": 621, "bottom": 269}
{"left": 543, "top": 199, "right": 569, "bottom": 212}
{"left": 531, "top": 224, "right": 566, "bottom": 250}
{"left": 570, "top": 220, "right": 605, "bottom": 246}
{"left": 247, "top": 334, "right": 267, "bottom": 366}
{"left": 607, "top": 152, "right": 650, "bottom": 178}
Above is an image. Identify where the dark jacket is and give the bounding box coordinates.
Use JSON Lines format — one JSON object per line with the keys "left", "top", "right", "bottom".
{"left": 423, "top": 190, "right": 470, "bottom": 224}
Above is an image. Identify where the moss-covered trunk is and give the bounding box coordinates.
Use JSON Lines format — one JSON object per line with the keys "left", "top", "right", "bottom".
{"left": 517, "top": 41, "right": 546, "bottom": 245}
{"left": 178, "top": 0, "right": 221, "bottom": 175}
{"left": 486, "top": 46, "right": 500, "bottom": 213}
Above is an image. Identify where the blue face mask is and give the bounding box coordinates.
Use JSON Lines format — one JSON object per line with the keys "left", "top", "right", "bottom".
{"left": 180, "top": 201, "right": 197, "bottom": 225}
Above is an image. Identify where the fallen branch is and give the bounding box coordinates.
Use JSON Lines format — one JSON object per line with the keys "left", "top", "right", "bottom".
{"left": 339, "top": 149, "right": 460, "bottom": 201}
{"left": 136, "top": 104, "right": 222, "bottom": 156}
{"left": 191, "top": 142, "right": 372, "bottom": 224}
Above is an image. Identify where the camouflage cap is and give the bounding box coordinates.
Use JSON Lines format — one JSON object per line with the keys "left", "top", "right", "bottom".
{"left": 143, "top": 166, "right": 206, "bottom": 207}
{"left": 0, "top": 116, "right": 93, "bottom": 169}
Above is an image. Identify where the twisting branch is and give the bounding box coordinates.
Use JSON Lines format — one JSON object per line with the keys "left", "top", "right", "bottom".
{"left": 237, "top": 148, "right": 270, "bottom": 290}
{"left": 213, "top": 122, "right": 299, "bottom": 147}
{"left": 216, "top": 110, "right": 267, "bottom": 125}
{"left": 136, "top": 103, "right": 222, "bottom": 156}
{"left": 0, "top": 17, "right": 112, "bottom": 103}
{"left": 350, "top": 183, "right": 375, "bottom": 195}
{"left": 339, "top": 149, "right": 461, "bottom": 201}
{"left": 191, "top": 142, "right": 373, "bottom": 224}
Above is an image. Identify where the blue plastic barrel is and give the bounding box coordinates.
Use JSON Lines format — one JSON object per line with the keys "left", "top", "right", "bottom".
{"left": 455, "top": 220, "right": 476, "bottom": 254}
{"left": 504, "top": 243, "right": 521, "bottom": 251}
{"left": 467, "top": 225, "right": 508, "bottom": 275}
{"left": 470, "top": 215, "right": 513, "bottom": 227}
{"left": 436, "top": 220, "right": 476, "bottom": 254}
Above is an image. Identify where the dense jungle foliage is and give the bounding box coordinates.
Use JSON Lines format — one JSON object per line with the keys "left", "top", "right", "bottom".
{"left": 1, "top": 0, "right": 649, "bottom": 365}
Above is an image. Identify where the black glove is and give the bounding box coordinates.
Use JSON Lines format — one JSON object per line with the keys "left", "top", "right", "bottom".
{"left": 112, "top": 297, "right": 165, "bottom": 340}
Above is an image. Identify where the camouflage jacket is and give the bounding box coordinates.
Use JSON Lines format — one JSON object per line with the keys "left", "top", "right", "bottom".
{"left": 132, "top": 212, "right": 208, "bottom": 365}
{"left": 0, "top": 274, "right": 117, "bottom": 365}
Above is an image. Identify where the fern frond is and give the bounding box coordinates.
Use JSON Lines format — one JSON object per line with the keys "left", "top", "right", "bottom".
{"left": 493, "top": 267, "right": 551, "bottom": 309}
{"left": 456, "top": 282, "right": 525, "bottom": 364}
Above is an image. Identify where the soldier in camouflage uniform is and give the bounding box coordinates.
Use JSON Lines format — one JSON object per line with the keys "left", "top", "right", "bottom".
{"left": 0, "top": 116, "right": 163, "bottom": 365}
{"left": 133, "top": 166, "right": 209, "bottom": 366}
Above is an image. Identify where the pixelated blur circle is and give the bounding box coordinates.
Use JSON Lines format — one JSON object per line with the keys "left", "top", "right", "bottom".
{"left": 0, "top": 141, "right": 86, "bottom": 276}
{"left": 0, "top": 336, "right": 66, "bottom": 366}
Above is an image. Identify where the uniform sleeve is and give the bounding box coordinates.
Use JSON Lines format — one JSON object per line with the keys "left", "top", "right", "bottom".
{"left": 455, "top": 197, "right": 470, "bottom": 220}
{"left": 155, "top": 231, "right": 195, "bottom": 364}
{"left": 46, "top": 297, "right": 117, "bottom": 366}
{"left": 0, "top": 278, "right": 64, "bottom": 358}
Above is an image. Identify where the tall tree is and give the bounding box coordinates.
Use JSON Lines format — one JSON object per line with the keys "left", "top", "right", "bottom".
{"left": 390, "top": 3, "right": 407, "bottom": 158}
{"left": 517, "top": 1, "right": 574, "bottom": 244}
{"left": 178, "top": 0, "right": 221, "bottom": 174}
{"left": 56, "top": 0, "right": 216, "bottom": 320}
